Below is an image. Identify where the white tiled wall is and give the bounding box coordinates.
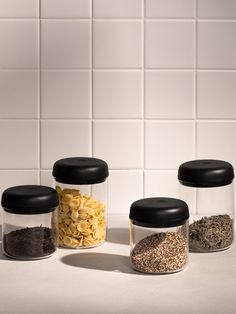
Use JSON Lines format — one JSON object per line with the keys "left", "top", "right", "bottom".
{"left": 0, "top": 0, "right": 236, "bottom": 215}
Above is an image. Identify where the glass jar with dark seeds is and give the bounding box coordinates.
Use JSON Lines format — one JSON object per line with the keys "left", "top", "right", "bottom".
{"left": 129, "top": 197, "right": 189, "bottom": 274}
{"left": 1, "top": 185, "right": 59, "bottom": 260}
{"left": 178, "top": 159, "right": 234, "bottom": 252}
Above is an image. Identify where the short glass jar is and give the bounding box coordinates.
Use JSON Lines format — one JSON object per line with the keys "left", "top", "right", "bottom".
{"left": 178, "top": 159, "right": 234, "bottom": 252}
{"left": 53, "top": 157, "right": 109, "bottom": 249}
{"left": 129, "top": 197, "right": 189, "bottom": 274}
{"left": 1, "top": 185, "right": 58, "bottom": 260}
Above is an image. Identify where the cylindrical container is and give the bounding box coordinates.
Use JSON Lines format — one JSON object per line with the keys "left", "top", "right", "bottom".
{"left": 53, "top": 157, "right": 109, "bottom": 249}
{"left": 178, "top": 159, "right": 234, "bottom": 252}
{"left": 129, "top": 197, "right": 189, "bottom": 274}
{"left": 1, "top": 185, "right": 59, "bottom": 260}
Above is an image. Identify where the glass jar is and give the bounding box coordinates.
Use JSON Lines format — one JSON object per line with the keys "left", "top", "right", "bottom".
{"left": 178, "top": 159, "right": 234, "bottom": 252}
{"left": 1, "top": 185, "right": 58, "bottom": 260}
{"left": 53, "top": 157, "right": 109, "bottom": 249}
{"left": 129, "top": 197, "right": 189, "bottom": 274}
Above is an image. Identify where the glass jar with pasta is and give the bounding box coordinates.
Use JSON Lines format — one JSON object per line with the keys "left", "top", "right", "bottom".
{"left": 53, "top": 157, "right": 109, "bottom": 249}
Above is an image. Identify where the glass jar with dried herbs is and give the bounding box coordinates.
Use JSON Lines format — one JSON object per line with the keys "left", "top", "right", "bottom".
{"left": 178, "top": 159, "right": 234, "bottom": 252}
{"left": 129, "top": 197, "right": 189, "bottom": 274}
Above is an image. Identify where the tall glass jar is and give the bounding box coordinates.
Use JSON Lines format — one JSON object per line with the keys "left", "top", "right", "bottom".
{"left": 1, "top": 185, "right": 58, "bottom": 260}
{"left": 53, "top": 157, "right": 109, "bottom": 249}
{"left": 178, "top": 159, "right": 234, "bottom": 252}
{"left": 129, "top": 197, "right": 189, "bottom": 274}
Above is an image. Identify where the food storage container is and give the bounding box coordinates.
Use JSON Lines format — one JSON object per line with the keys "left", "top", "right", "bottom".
{"left": 129, "top": 197, "right": 189, "bottom": 274}
{"left": 1, "top": 185, "right": 58, "bottom": 260}
{"left": 53, "top": 157, "right": 109, "bottom": 248}
{"left": 178, "top": 159, "right": 234, "bottom": 252}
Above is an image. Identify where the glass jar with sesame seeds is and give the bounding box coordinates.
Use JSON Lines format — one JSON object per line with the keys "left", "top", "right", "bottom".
{"left": 129, "top": 197, "right": 189, "bottom": 274}
{"left": 53, "top": 157, "right": 109, "bottom": 249}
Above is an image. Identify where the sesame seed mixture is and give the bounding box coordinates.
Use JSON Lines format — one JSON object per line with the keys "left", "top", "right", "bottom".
{"left": 131, "top": 232, "right": 188, "bottom": 274}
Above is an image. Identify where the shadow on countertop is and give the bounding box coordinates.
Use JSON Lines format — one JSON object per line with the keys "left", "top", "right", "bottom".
{"left": 106, "top": 228, "right": 129, "bottom": 245}
{"left": 61, "top": 252, "right": 138, "bottom": 274}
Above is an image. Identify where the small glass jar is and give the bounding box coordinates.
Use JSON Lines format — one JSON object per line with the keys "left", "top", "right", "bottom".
{"left": 178, "top": 159, "right": 234, "bottom": 252}
{"left": 1, "top": 185, "right": 58, "bottom": 260}
{"left": 53, "top": 157, "right": 109, "bottom": 249}
{"left": 129, "top": 197, "right": 189, "bottom": 274}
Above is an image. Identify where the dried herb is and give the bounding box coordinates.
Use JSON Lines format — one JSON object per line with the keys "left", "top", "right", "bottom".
{"left": 131, "top": 231, "right": 188, "bottom": 273}
{"left": 3, "top": 226, "right": 56, "bottom": 259}
{"left": 189, "top": 214, "right": 233, "bottom": 252}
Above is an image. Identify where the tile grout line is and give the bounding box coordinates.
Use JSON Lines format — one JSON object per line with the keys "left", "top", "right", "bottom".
{"left": 91, "top": 0, "right": 94, "bottom": 157}
{"left": 194, "top": 0, "right": 198, "bottom": 160}
{"left": 142, "top": 0, "right": 145, "bottom": 198}
{"left": 38, "top": 0, "right": 42, "bottom": 184}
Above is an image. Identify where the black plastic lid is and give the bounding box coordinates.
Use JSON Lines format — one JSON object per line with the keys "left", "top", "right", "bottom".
{"left": 1, "top": 185, "right": 59, "bottom": 215}
{"left": 178, "top": 159, "right": 234, "bottom": 187}
{"left": 52, "top": 157, "right": 109, "bottom": 184}
{"left": 129, "top": 197, "right": 189, "bottom": 228}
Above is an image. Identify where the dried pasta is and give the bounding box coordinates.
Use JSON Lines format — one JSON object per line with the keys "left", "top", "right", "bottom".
{"left": 56, "top": 186, "right": 106, "bottom": 248}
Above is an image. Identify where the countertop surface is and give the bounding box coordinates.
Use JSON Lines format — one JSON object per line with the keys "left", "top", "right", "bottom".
{"left": 0, "top": 215, "right": 236, "bottom": 314}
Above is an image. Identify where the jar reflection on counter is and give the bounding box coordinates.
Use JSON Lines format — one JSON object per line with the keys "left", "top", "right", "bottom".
{"left": 53, "top": 157, "right": 109, "bottom": 249}
{"left": 178, "top": 159, "right": 234, "bottom": 252}
{"left": 129, "top": 197, "right": 189, "bottom": 274}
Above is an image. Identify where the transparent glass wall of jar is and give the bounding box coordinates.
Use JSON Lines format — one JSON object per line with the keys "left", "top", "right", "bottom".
{"left": 130, "top": 223, "right": 189, "bottom": 274}
{"left": 55, "top": 181, "right": 107, "bottom": 248}
{"left": 178, "top": 159, "right": 234, "bottom": 252}
{"left": 129, "top": 197, "right": 189, "bottom": 274}
{"left": 53, "top": 157, "right": 109, "bottom": 249}
{"left": 1, "top": 185, "right": 58, "bottom": 260}
{"left": 2, "top": 211, "right": 57, "bottom": 259}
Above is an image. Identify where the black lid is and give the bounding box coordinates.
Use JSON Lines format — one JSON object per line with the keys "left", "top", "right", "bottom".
{"left": 52, "top": 157, "right": 109, "bottom": 184}
{"left": 129, "top": 197, "right": 189, "bottom": 228}
{"left": 1, "top": 185, "right": 59, "bottom": 215}
{"left": 178, "top": 159, "right": 234, "bottom": 187}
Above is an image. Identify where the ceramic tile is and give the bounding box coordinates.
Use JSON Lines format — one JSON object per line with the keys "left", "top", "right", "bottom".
{"left": 0, "top": 20, "right": 38, "bottom": 68}
{"left": 0, "top": 0, "right": 38, "bottom": 17}
{"left": 146, "top": 21, "right": 195, "bottom": 68}
{"left": 93, "top": 120, "right": 142, "bottom": 169}
{"left": 198, "top": 0, "right": 236, "bottom": 19}
{"left": 0, "top": 70, "right": 39, "bottom": 118}
{"left": 144, "top": 170, "right": 179, "bottom": 198}
{"left": 108, "top": 170, "right": 143, "bottom": 214}
{"left": 41, "top": 0, "right": 90, "bottom": 18}
{"left": 93, "top": 21, "right": 142, "bottom": 68}
{"left": 145, "top": 70, "right": 194, "bottom": 119}
{"left": 197, "top": 121, "right": 236, "bottom": 167}
{"left": 93, "top": 70, "right": 142, "bottom": 118}
{"left": 41, "top": 120, "right": 91, "bottom": 168}
{"left": 145, "top": 121, "right": 194, "bottom": 169}
{"left": 93, "top": 0, "right": 142, "bottom": 18}
{"left": 0, "top": 120, "right": 39, "bottom": 168}
{"left": 42, "top": 70, "right": 91, "bottom": 118}
{"left": 146, "top": 0, "right": 195, "bottom": 18}
{"left": 197, "top": 71, "right": 236, "bottom": 119}
{"left": 198, "top": 21, "right": 236, "bottom": 69}
{"left": 41, "top": 20, "right": 91, "bottom": 69}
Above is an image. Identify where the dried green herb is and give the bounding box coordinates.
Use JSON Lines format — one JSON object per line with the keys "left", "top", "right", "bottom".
{"left": 189, "top": 214, "right": 233, "bottom": 252}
